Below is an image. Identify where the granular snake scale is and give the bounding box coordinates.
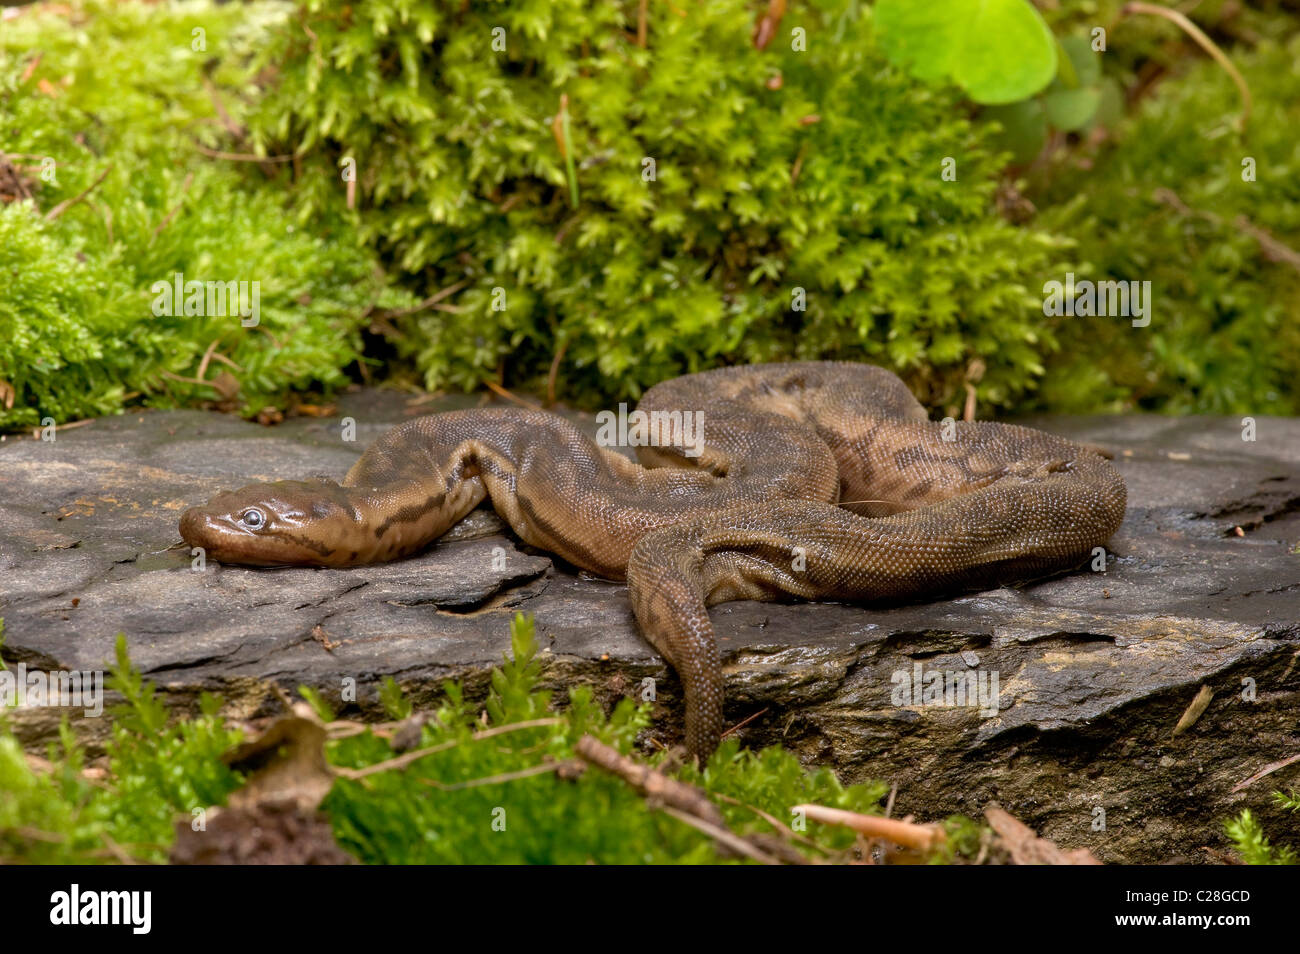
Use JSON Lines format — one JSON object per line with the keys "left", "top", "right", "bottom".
{"left": 180, "top": 362, "right": 1127, "bottom": 758}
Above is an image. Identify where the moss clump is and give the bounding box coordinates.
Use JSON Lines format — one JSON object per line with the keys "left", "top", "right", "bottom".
{"left": 1, "top": 617, "right": 930, "bottom": 865}
{"left": 245, "top": 0, "right": 1074, "bottom": 412}
{"left": 0, "top": 0, "right": 411, "bottom": 430}
{"left": 1031, "top": 35, "right": 1300, "bottom": 415}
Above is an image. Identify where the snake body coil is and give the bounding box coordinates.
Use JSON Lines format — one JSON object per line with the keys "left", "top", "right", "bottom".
{"left": 180, "top": 362, "right": 1126, "bottom": 757}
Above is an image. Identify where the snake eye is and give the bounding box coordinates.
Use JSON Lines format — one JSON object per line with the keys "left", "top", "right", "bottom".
{"left": 241, "top": 508, "right": 266, "bottom": 530}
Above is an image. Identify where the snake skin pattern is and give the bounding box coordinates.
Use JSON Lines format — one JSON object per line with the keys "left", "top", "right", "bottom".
{"left": 179, "top": 362, "right": 1127, "bottom": 757}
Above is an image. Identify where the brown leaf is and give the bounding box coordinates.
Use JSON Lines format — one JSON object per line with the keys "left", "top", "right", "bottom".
{"left": 223, "top": 703, "right": 336, "bottom": 812}
{"left": 985, "top": 805, "right": 1102, "bottom": 865}
{"left": 209, "top": 370, "right": 240, "bottom": 401}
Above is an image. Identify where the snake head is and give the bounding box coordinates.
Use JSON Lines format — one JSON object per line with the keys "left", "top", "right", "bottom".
{"left": 179, "top": 478, "right": 360, "bottom": 567}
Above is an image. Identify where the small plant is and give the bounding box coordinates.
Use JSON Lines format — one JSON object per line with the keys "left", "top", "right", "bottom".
{"left": 0, "top": 0, "right": 413, "bottom": 430}
{"left": 322, "top": 613, "right": 899, "bottom": 864}
{"left": 875, "top": 0, "right": 1058, "bottom": 105}
{"left": 1225, "top": 807, "right": 1297, "bottom": 865}
{"left": 1, "top": 617, "right": 973, "bottom": 864}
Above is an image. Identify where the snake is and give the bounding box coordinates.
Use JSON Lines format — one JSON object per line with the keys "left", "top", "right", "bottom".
{"left": 179, "top": 362, "right": 1126, "bottom": 758}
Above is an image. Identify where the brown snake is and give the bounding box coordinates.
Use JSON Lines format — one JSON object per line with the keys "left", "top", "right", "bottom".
{"left": 179, "top": 362, "right": 1126, "bottom": 758}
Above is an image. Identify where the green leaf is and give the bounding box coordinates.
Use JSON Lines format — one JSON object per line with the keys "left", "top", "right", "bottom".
{"left": 983, "top": 100, "right": 1048, "bottom": 163}
{"left": 1058, "top": 34, "right": 1101, "bottom": 88}
{"left": 1090, "top": 76, "right": 1125, "bottom": 129}
{"left": 952, "top": 0, "right": 1058, "bottom": 104}
{"left": 873, "top": 0, "right": 965, "bottom": 83}
{"left": 1043, "top": 86, "right": 1102, "bottom": 131}
{"left": 877, "top": 0, "right": 1058, "bottom": 105}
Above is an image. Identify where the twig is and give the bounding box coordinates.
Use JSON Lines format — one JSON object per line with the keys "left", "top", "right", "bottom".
{"left": 1233, "top": 216, "right": 1300, "bottom": 271}
{"left": 546, "top": 337, "right": 569, "bottom": 406}
{"left": 552, "top": 94, "right": 579, "bottom": 208}
{"left": 659, "top": 806, "right": 781, "bottom": 864}
{"left": 1122, "top": 2, "right": 1251, "bottom": 130}
{"left": 150, "top": 172, "right": 195, "bottom": 239}
{"left": 422, "top": 760, "right": 580, "bottom": 791}
{"left": 1152, "top": 187, "right": 1300, "bottom": 274}
{"left": 790, "top": 142, "right": 808, "bottom": 184}
{"left": 376, "top": 279, "right": 469, "bottom": 319}
{"left": 483, "top": 379, "right": 543, "bottom": 410}
{"left": 19, "top": 52, "right": 42, "bottom": 84}
{"left": 29, "top": 418, "right": 93, "bottom": 439}
{"left": 753, "top": 0, "right": 787, "bottom": 51}
{"left": 195, "top": 338, "right": 246, "bottom": 383}
{"left": 336, "top": 718, "right": 562, "bottom": 780}
{"left": 1232, "top": 752, "right": 1300, "bottom": 793}
{"left": 636, "top": 0, "right": 648, "bottom": 47}
{"left": 792, "top": 803, "right": 947, "bottom": 853}
{"left": 203, "top": 75, "right": 247, "bottom": 140}
{"left": 43, "top": 164, "right": 111, "bottom": 221}
{"left": 719, "top": 707, "right": 769, "bottom": 740}
{"left": 192, "top": 141, "right": 294, "bottom": 163}
{"left": 574, "top": 735, "right": 727, "bottom": 828}
{"left": 713, "top": 792, "right": 828, "bottom": 853}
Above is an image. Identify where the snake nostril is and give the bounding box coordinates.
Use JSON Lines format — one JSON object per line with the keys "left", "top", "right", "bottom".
{"left": 179, "top": 509, "right": 211, "bottom": 545}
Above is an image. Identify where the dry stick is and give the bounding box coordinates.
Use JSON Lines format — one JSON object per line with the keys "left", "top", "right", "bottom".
{"left": 378, "top": 279, "right": 470, "bottom": 319}
{"left": 483, "top": 379, "right": 543, "bottom": 411}
{"left": 545, "top": 337, "right": 569, "bottom": 406}
{"left": 1232, "top": 752, "right": 1300, "bottom": 794}
{"left": 636, "top": 0, "right": 648, "bottom": 47}
{"left": 719, "top": 706, "right": 769, "bottom": 741}
{"left": 792, "top": 803, "right": 947, "bottom": 853}
{"left": 962, "top": 382, "right": 978, "bottom": 422}
{"left": 790, "top": 142, "right": 808, "bottom": 184}
{"left": 203, "top": 75, "right": 247, "bottom": 140}
{"left": 1233, "top": 215, "right": 1300, "bottom": 272}
{"left": 192, "top": 141, "right": 294, "bottom": 163}
{"left": 1153, "top": 187, "right": 1300, "bottom": 274}
{"left": 19, "top": 52, "right": 43, "bottom": 84}
{"left": 193, "top": 343, "right": 218, "bottom": 385}
{"left": 713, "top": 792, "right": 828, "bottom": 854}
{"left": 573, "top": 734, "right": 728, "bottom": 829}
{"left": 336, "top": 718, "right": 563, "bottom": 780}
{"left": 29, "top": 418, "right": 93, "bottom": 439}
{"left": 150, "top": 172, "right": 195, "bottom": 239}
{"left": 1122, "top": 2, "right": 1251, "bottom": 130}
{"left": 423, "top": 760, "right": 579, "bottom": 791}
{"left": 43, "top": 164, "right": 111, "bottom": 222}
{"left": 659, "top": 806, "right": 782, "bottom": 864}
{"left": 753, "top": 0, "right": 787, "bottom": 51}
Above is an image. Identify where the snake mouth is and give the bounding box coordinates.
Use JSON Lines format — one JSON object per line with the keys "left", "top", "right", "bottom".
{"left": 179, "top": 508, "right": 272, "bottom": 564}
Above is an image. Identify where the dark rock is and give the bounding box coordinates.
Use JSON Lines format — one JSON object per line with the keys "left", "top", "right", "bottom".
{"left": 1, "top": 393, "right": 1297, "bottom": 864}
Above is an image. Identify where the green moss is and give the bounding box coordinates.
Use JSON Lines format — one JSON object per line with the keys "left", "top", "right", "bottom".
{"left": 0, "top": 0, "right": 412, "bottom": 430}
{"left": 1225, "top": 808, "right": 1298, "bottom": 865}
{"left": 245, "top": 0, "right": 1074, "bottom": 412}
{"left": 1, "top": 615, "right": 955, "bottom": 865}
{"left": 1030, "top": 35, "right": 1300, "bottom": 414}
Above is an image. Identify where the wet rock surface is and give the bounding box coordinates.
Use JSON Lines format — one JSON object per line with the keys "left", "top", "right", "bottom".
{"left": 1, "top": 391, "right": 1297, "bottom": 864}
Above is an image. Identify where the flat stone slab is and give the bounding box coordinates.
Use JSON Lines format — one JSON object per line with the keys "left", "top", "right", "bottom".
{"left": 1, "top": 391, "right": 1297, "bottom": 863}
